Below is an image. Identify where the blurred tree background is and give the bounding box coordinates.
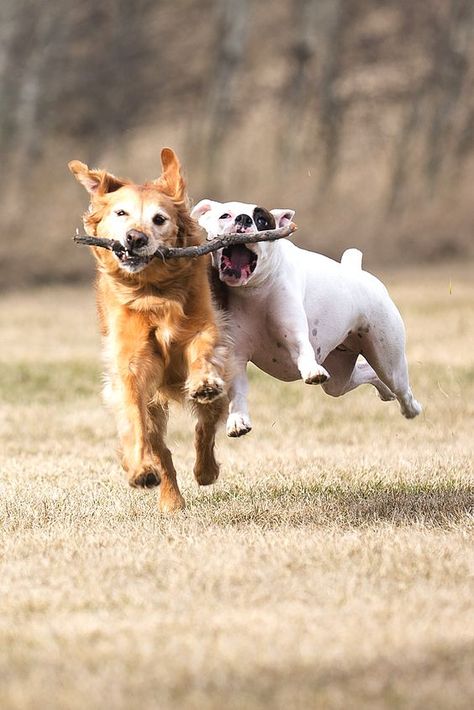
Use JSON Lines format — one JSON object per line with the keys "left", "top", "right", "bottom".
{"left": 1, "top": 0, "right": 473, "bottom": 287}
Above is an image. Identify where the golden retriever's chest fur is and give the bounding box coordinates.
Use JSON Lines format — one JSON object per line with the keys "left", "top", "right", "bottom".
{"left": 99, "top": 282, "right": 168, "bottom": 372}
{"left": 96, "top": 261, "right": 221, "bottom": 394}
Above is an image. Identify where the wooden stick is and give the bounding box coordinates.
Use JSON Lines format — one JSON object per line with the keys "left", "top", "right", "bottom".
{"left": 73, "top": 223, "right": 297, "bottom": 260}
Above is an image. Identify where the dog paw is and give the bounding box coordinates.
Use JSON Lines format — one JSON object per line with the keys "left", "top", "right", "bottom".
{"left": 159, "top": 492, "right": 186, "bottom": 513}
{"left": 194, "top": 461, "right": 220, "bottom": 486}
{"left": 226, "top": 413, "right": 252, "bottom": 438}
{"left": 129, "top": 469, "right": 161, "bottom": 489}
{"left": 401, "top": 398, "right": 423, "bottom": 419}
{"left": 302, "top": 364, "right": 330, "bottom": 385}
{"left": 188, "top": 375, "right": 225, "bottom": 404}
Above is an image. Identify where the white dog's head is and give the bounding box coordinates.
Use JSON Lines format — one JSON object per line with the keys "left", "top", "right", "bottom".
{"left": 191, "top": 199, "right": 295, "bottom": 287}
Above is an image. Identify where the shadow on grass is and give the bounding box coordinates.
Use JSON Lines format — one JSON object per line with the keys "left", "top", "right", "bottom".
{"left": 169, "top": 639, "right": 474, "bottom": 709}
{"left": 191, "top": 480, "right": 474, "bottom": 529}
{"left": 1, "top": 479, "right": 472, "bottom": 533}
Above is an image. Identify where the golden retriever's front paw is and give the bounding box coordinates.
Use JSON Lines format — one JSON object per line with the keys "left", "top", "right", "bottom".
{"left": 194, "top": 460, "right": 220, "bottom": 486}
{"left": 159, "top": 491, "right": 186, "bottom": 513}
{"left": 188, "top": 375, "right": 225, "bottom": 404}
{"left": 128, "top": 468, "right": 161, "bottom": 489}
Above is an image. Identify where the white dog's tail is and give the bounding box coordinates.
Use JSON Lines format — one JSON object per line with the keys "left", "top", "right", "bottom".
{"left": 341, "top": 248, "right": 363, "bottom": 270}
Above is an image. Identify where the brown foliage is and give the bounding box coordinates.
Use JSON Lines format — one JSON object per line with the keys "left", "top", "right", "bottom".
{"left": 1, "top": 0, "right": 474, "bottom": 288}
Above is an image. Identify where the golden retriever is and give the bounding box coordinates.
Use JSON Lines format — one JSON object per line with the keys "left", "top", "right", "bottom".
{"left": 69, "top": 148, "right": 230, "bottom": 512}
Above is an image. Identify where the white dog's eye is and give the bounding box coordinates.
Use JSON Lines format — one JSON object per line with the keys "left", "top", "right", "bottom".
{"left": 219, "top": 213, "right": 231, "bottom": 220}
{"left": 152, "top": 214, "right": 167, "bottom": 226}
{"left": 116, "top": 209, "right": 128, "bottom": 217}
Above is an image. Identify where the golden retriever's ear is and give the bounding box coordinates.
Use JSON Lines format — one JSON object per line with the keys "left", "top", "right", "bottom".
{"left": 155, "top": 148, "right": 186, "bottom": 202}
{"left": 68, "top": 160, "right": 127, "bottom": 196}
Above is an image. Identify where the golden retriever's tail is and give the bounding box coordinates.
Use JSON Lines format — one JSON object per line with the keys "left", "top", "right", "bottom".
{"left": 341, "top": 248, "right": 363, "bottom": 270}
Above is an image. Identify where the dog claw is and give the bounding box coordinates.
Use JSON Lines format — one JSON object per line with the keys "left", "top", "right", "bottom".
{"left": 303, "top": 365, "right": 330, "bottom": 385}
{"left": 227, "top": 426, "right": 251, "bottom": 438}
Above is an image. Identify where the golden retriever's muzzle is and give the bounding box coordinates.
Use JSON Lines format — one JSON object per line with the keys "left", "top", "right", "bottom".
{"left": 126, "top": 229, "right": 149, "bottom": 251}
{"left": 116, "top": 229, "right": 153, "bottom": 273}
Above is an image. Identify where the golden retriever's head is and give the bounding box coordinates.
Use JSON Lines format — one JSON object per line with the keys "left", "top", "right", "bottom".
{"left": 69, "top": 148, "right": 193, "bottom": 274}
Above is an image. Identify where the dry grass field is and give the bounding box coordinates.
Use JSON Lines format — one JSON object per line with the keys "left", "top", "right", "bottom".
{"left": 0, "top": 263, "right": 473, "bottom": 709}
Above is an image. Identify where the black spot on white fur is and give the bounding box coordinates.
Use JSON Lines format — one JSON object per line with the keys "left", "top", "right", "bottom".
{"left": 253, "top": 207, "right": 276, "bottom": 231}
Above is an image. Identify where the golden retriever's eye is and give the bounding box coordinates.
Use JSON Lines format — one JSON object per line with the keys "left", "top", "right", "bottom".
{"left": 219, "top": 213, "right": 231, "bottom": 219}
{"left": 115, "top": 209, "right": 128, "bottom": 217}
{"left": 152, "top": 214, "right": 167, "bottom": 226}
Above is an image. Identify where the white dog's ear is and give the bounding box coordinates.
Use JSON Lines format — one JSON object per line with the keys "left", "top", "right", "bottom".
{"left": 191, "top": 199, "right": 220, "bottom": 221}
{"left": 271, "top": 209, "right": 295, "bottom": 228}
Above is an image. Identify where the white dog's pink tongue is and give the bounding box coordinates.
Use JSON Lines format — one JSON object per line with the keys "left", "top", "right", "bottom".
{"left": 221, "top": 245, "right": 257, "bottom": 283}
{"left": 230, "top": 245, "right": 253, "bottom": 270}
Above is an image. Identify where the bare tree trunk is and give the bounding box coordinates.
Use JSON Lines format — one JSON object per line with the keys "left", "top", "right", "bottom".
{"left": 317, "top": 0, "right": 352, "bottom": 193}
{"left": 281, "top": 0, "right": 320, "bottom": 165}
{"left": 386, "top": 90, "right": 427, "bottom": 215}
{"left": 0, "top": 0, "right": 24, "bottom": 185}
{"left": 9, "top": 6, "right": 63, "bottom": 189}
{"left": 203, "top": 0, "right": 248, "bottom": 192}
{"left": 424, "top": 0, "right": 473, "bottom": 194}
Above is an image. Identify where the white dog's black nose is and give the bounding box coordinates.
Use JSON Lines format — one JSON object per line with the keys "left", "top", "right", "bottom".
{"left": 126, "top": 229, "right": 148, "bottom": 251}
{"left": 235, "top": 214, "right": 253, "bottom": 229}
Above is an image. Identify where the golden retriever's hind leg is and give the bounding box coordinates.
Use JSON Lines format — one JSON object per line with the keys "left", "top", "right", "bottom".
{"left": 193, "top": 398, "right": 226, "bottom": 486}
{"left": 148, "top": 401, "right": 185, "bottom": 512}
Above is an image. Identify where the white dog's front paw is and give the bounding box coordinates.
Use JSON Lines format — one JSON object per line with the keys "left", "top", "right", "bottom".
{"left": 226, "top": 413, "right": 252, "bottom": 438}
{"left": 301, "top": 364, "right": 330, "bottom": 385}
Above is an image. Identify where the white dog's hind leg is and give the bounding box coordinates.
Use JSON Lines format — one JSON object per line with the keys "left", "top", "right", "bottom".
{"left": 351, "top": 361, "right": 396, "bottom": 401}
{"left": 397, "top": 388, "right": 422, "bottom": 418}
{"left": 361, "top": 316, "right": 422, "bottom": 419}
{"left": 322, "top": 351, "right": 395, "bottom": 399}
{"left": 380, "top": 359, "right": 421, "bottom": 419}
{"left": 382, "top": 353, "right": 422, "bottom": 419}
{"left": 227, "top": 365, "right": 252, "bottom": 437}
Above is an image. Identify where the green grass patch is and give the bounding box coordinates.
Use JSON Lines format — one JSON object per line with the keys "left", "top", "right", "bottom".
{"left": 0, "top": 361, "right": 101, "bottom": 403}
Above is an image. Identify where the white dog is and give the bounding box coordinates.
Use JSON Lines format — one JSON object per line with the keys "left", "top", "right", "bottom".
{"left": 191, "top": 199, "right": 422, "bottom": 437}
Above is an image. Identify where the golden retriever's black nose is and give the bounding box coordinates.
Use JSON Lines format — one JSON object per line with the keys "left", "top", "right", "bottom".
{"left": 126, "top": 229, "right": 148, "bottom": 251}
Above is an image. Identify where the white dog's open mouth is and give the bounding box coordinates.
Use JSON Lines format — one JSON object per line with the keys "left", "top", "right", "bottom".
{"left": 220, "top": 245, "right": 257, "bottom": 285}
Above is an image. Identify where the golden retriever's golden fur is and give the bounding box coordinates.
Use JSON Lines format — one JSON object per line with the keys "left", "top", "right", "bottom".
{"left": 69, "top": 149, "right": 230, "bottom": 511}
